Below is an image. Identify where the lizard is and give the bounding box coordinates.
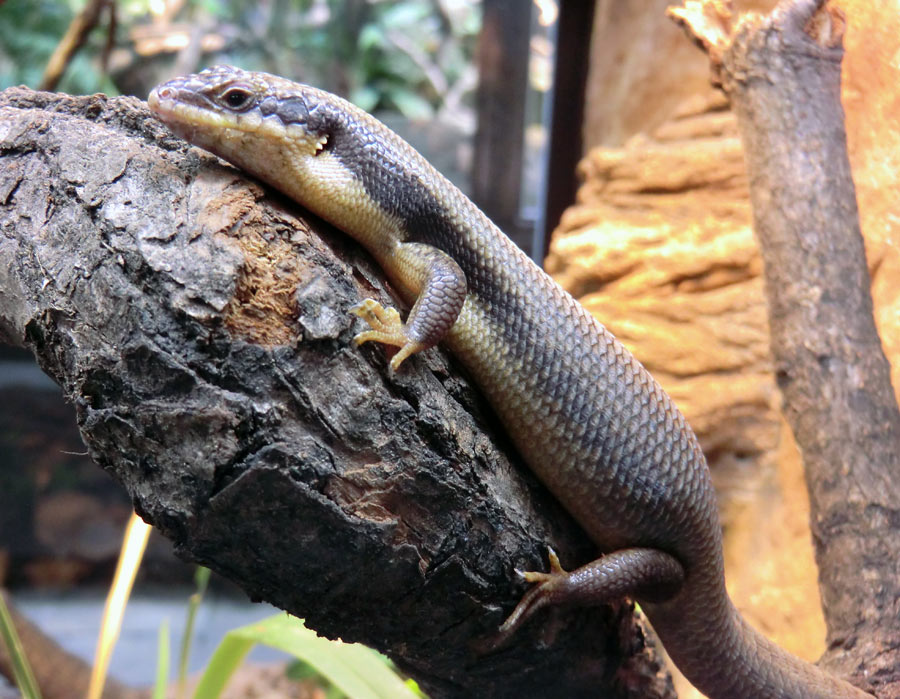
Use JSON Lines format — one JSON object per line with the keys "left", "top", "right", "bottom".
{"left": 148, "top": 65, "right": 871, "bottom": 698}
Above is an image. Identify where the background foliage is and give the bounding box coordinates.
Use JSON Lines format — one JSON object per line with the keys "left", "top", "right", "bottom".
{"left": 0, "top": 0, "right": 480, "bottom": 126}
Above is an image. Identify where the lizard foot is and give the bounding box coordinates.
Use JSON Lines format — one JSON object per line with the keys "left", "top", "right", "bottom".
{"left": 495, "top": 547, "right": 570, "bottom": 641}
{"left": 350, "top": 298, "right": 427, "bottom": 371}
{"left": 480, "top": 546, "right": 685, "bottom": 652}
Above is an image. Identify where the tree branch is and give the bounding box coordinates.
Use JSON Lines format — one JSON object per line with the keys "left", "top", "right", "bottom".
{"left": 670, "top": 0, "right": 900, "bottom": 690}
{"left": 0, "top": 87, "right": 673, "bottom": 698}
{"left": 39, "top": 0, "right": 113, "bottom": 92}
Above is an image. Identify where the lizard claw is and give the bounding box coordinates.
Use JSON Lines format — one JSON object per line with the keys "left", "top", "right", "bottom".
{"left": 349, "top": 298, "right": 427, "bottom": 371}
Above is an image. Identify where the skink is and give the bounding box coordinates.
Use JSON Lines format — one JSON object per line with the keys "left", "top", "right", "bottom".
{"left": 148, "top": 66, "right": 870, "bottom": 698}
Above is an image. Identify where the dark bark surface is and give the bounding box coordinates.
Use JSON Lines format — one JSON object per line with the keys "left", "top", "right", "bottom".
{"left": 0, "top": 87, "right": 674, "bottom": 698}
{"left": 671, "top": 0, "right": 900, "bottom": 694}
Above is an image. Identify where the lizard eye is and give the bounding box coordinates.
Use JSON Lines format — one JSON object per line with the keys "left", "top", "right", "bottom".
{"left": 219, "top": 87, "right": 255, "bottom": 112}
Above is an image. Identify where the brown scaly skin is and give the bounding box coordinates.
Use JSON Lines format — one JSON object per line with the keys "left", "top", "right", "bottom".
{"left": 148, "top": 66, "right": 870, "bottom": 698}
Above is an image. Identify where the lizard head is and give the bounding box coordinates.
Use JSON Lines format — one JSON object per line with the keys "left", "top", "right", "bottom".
{"left": 148, "top": 65, "right": 409, "bottom": 251}
{"left": 149, "top": 65, "right": 358, "bottom": 196}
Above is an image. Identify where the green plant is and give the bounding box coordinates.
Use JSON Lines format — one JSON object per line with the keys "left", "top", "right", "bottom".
{"left": 0, "top": 590, "right": 41, "bottom": 699}
{"left": 193, "top": 613, "right": 422, "bottom": 699}
{"left": 153, "top": 619, "right": 170, "bottom": 699}
{"left": 177, "top": 566, "right": 212, "bottom": 698}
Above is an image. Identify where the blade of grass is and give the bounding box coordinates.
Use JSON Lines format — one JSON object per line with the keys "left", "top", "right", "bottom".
{"left": 87, "top": 512, "right": 151, "bottom": 699}
{"left": 191, "top": 633, "right": 254, "bottom": 699}
{"left": 153, "top": 618, "right": 170, "bottom": 699}
{"left": 193, "top": 613, "right": 419, "bottom": 699}
{"left": 177, "top": 566, "right": 211, "bottom": 699}
{"left": 0, "top": 590, "right": 41, "bottom": 699}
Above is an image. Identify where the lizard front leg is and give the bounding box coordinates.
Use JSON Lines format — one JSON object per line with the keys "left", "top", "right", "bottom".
{"left": 351, "top": 242, "right": 467, "bottom": 371}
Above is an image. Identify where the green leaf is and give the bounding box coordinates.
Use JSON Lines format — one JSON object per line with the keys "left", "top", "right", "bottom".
{"left": 350, "top": 85, "right": 380, "bottom": 112}
{"left": 284, "top": 659, "right": 326, "bottom": 681}
{"left": 389, "top": 89, "right": 434, "bottom": 121}
{"left": 358, "top": 24, "right": 386, "bottom": 52}
{"left": 179, "top": 566, "right": 212, "bottom": 695}
{"left": 380, "top": 2, "right": 430, "bottom": 28}
{"left": 192, "top": 633, "right": 254, "bottom": 699}
{"left": 193, "top": 614, "right": 420, "bottom": 699}
{"left": 153, "top": 619, "right": 170, "bottom": 699}
{"left": 0, "top": 592, "right": 41, "bottom": 699}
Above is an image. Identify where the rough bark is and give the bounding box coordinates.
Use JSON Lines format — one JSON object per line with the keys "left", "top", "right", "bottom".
{"left": 0, "top": 88, "right": 674, "bottom": 698}
{"left": 670, "top": 0, "right": 900, "bottom": 692}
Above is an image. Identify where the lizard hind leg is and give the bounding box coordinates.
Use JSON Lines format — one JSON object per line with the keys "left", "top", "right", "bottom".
{"left": 488, "top": 546, "right": 685, "bottom": 650}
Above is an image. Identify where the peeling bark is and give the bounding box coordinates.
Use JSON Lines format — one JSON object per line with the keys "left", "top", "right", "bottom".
{"left": 0, "top": 87, "right": 674, "bottom": 698}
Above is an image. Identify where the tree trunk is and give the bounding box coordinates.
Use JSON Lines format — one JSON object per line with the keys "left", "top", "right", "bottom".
{"left": 670, "top": 0, "right": 900, "bottom": 692}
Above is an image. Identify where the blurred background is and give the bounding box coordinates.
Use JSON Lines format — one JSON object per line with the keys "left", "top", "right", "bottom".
{"left": 0, "top": 0, "right": 574, "bottom": 256}
{"left": 1, "top": 0, "right": 898, "bottom": 697}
